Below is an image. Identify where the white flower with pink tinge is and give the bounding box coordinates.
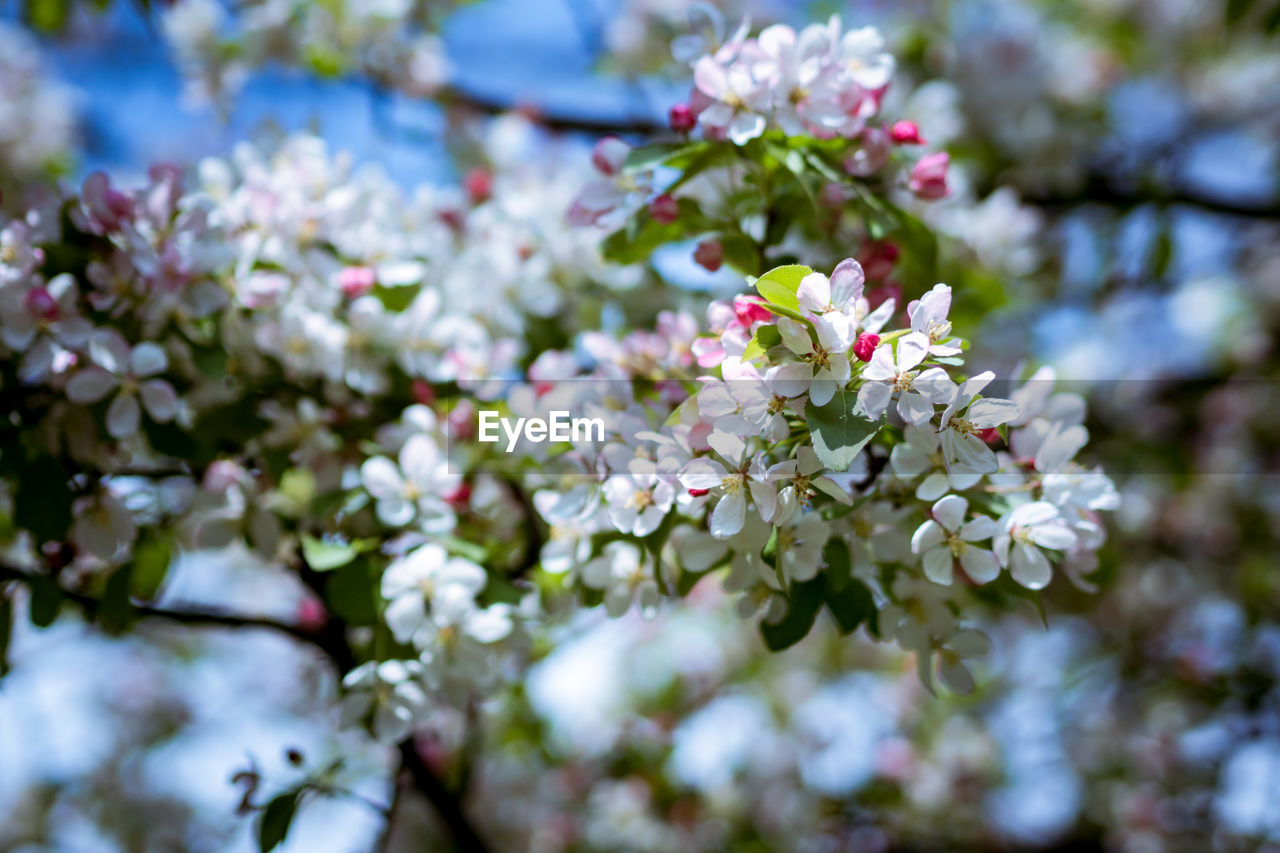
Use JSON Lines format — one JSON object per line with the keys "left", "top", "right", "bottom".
{"left": 856, "top": 332, "right": 952, "bottom": 424}
{"left": 993, "top": 501, "right": 1078, "bottom": 589}
{"left": 768, "top": 315, "right": 853, "bottom": 407}
{"left": 907, "top": 283, "right": 963, "bottom": 357}
{"left": 911, "top": 495, "right": 1000, "bottom": 585}
{"left": 603, "top": 457, "right": 678, "bottom": 537}
{"left": 679, "top": 431, "right": 783, "bottom": 539}
{"left": 65, "top": 328, "right": 178, "bottom": 439}
{"left": 693, "top": 54, "right": 770, "bottom": 144}
{"left": 360, "top": 434, "right": 460, "bottom": 531}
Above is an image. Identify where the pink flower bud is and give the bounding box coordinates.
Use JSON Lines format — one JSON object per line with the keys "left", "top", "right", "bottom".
{"left": 977, "top": 427, "right": 1002, "bottom": 445}
{"left": 445, "top": 481, "right": 472, "bottom": 507}
{"left": 24, "top": 286, "right": 59, "bottom": 321}
{"left": 890, "top": 121, "right": 925, "bottom": 145}
{"left": 668, "top": 102, "right": 696, "bottom": 133}
{"left": 732, "top": 294, "right": 772, "bottom": 327}
{"left": 591, "top": 136, "right": 629, "bottom": 176}
{"left": 693, "top": 239, "right": 723, "bottom": 272}
{"left": 844, "top": 127, "right": 891, "bottom": 177}
{"left": 338, "top": 266, "right": 376, "bottom": 299}
{"left": 908, "top": 152, "right": 950, "bottom": 201}
{"left": 688, "top": 488, "right": 710, "bottom": 497}
{"left": 858, "top": 240, "right": 899, "bottom": 281}
{"left": 649, "top": 194, "right": 679, "bottom": 224}
{"left": 411, "top": 379, "right": 436, "bottom": 406}
{"left": 464, "top": 168, "right": 492, "bottom": 204}
{"left": 295, "top": 596, "right": 328, "bottom": 632}
{"left": 853, "top": 333, "right": 881, "bottom": 362}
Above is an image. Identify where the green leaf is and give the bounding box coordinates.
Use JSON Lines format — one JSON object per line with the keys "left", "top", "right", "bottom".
{"left": 805, "top": 390, "right": 881, "bottom": 472}
{"left": 130, "top": 535, "right": 172, "bottom": 601}
{"left": 759, "top": 302, "right": 807, "bottom": 323}
{"left": 325, "top": 559, "right": 379, "bottom": 626}
{"left": 26, "top": 0, "right": 70, "bottom": 32}
{"left": 1226, "top": 0, "right": 1256, "bottom": 23}
{"left": 258, "top": 791, "right": 301, "bottom": 852}
{"left": 719, "top": 233, "right": 760, "bottom": 274}
{"left": 741, "top": 324, "right": 777, "bottom": 361}
{"left": 370, "top": 283, "right": 419, "bottom": 313}
{"left": 600, "top": 199, "right": 710, "bottom": 265}
{"left": 28, "top": 575, "right": 63, "bottom": 628}
{"left": 300, "top": 534, "right": 370, "bottom": 572}
{"left": 192, "top": 345, "right": 229, "bottom": 379}
{"left": 753, "top": 264, "right": 811, "bottom": 311}
{"left": 623, "top": 142, "right": 690, "bottom": 172}
{"left": 759, "top": 576, "right": 824, "bottom": 651}
{"left": 821, "top": 540, "right": 876, "bottom": 635}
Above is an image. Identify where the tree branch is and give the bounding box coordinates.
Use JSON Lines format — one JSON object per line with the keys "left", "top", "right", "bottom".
{"left": 1021, "top": 176, "right": 1280, "bottom": 220}
{"left": 437, "top": 84, "right": 666, "bottom": 136}
{"left": 0, "top": 561, "right": 494, "bottom": 852}
{"left": 0, "top": 563, "right": 331, "bottom": 651}
{"left": 398, "top": 738, "right": 492, "bottom": 853}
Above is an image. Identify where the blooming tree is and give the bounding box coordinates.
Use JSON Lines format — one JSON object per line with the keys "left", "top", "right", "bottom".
{"left": 0, "top": 6, "right": 1153, "bottom": 851}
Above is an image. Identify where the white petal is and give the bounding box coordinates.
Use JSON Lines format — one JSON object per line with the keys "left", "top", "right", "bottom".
{"left": 911, "top": 519, "right": 945, "bottom": 554}
{"left": 896, "top": 332, "right": 929, "bottom": 371}
{"left": 931, "top": 495, "right": 968, "bottom": 531}
{"left": 680, "top": 458, "right": 727, "bottom": 491}
{"left": 139, "top": 380, "right": 177, "bottom": 422}
{"left": 922, "top": 547, "right": 954, "bottom": 585}
{"left": 915, "top": 471, "right": 950, "bottom": 502}
{"left": 959, "top": 516, "right": 997, "bottom": 542}
{"left": 106, "top": 390, "right": 141, "bottom": 438}
{"left": 959, "top": 547, "right": 1000, "bottom": 584}
{"left": 376, "top": 495, "right": 415, "bottom": 527}
{"left": 361, "top": 457, "right": 404, "bottom": 499}
{"left": 66, "top": 366, "right": 119, "bottom": 404}
{"left": 777, "top": 317, "right": 814, "bottom": 356}
{"left": 384, "top": 594, "right": 426, "bottom": 643}
{"left": 709, "top": 491, "right": 746, "bottom": 539}
{"left": 88, "top": 328, "right": 130, "bottom": 374}
{"left": 1010, "top": 542, "right": 1052, "bottom": 589}
{"left": 130, "top": 342, "right": 168, "bottom": 377}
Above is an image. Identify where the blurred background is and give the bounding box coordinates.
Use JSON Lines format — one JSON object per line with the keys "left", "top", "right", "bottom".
{"left": 1, "top": 0, "right": 1278, "bottom": 850}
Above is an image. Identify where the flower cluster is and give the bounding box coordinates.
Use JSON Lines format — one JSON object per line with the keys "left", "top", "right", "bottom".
{"left": 162, "top": 0, "right": 453, "bottom": 107}
{"left": 528, "top": 261, "right": 1118, "bottom": 688}
{"left": 0, "top": 124, "right": 636, "bottom": 743}
{"left": 680, "top": 14, "right": 895, "bottom": 144}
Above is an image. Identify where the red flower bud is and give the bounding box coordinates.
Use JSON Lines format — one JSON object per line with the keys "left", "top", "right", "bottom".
{"left": 25, "top": 286, "right": 59, "bottom": 321}
{"left": 464, "top": 168, "right": 492, "bottom": 204}
{"left": 693, "top": 239, "right": 723, "bottom": 272}
{"left": 977, "top": 427, "right": 1002, "bottom": 445}
{"left": 858, "top": 240, "right": 899, "bottom": 281}
{"left": 669, "top": 102, "right": 696, "bottom": 133}
{"left": 890, "top": 121, "right": 925, "bottom": 145}
{"left": 649, "top": 194, "right": 679, "bottom": 224}
{"left": 732, "top": 295, "right": 772, "bottom": 326}
{"left": 853, "top": 333, "right": 881, "bottom": 362}
{"left": 688, "top": 488, "right": 711, "bottom": 497}
{"left": 412, "top": 379, "right": 436, "bottom": 406}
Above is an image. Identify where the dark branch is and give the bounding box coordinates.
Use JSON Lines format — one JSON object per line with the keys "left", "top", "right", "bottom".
{"left": 437, "top": 84, "right": 666, "bottom": 136}
{"left": 0, "top": 560, "right": 493, "bottom": 852}
{"left": 399, "top": 739, "right": 492, "bottom": 853}
{"left": 1021, "top": 176, "right": 1280, "bottom": 221}
{"left": 0, "top": 563, "right": 330, "bottom": 650}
